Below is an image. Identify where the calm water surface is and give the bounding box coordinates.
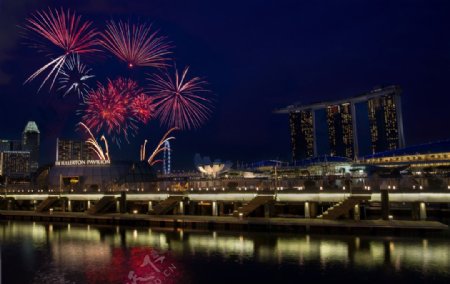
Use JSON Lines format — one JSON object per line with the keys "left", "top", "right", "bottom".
{"left": 0, "top": 221, "right": 449, "bottom": 283}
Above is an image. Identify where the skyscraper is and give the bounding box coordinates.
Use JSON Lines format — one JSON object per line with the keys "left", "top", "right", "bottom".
{"left": 289, "top": 110, "right": 315, "bottom": 161}
{"left": 368, "top": 93, "right": 405, "bottom": 154}
{"left": 326, "top": 103, "right": 354, "bottom": 158}
{"left": 276, "top": 86, "right": 405, "bottom": 161}
{"left": 22, "top": 121, "right": 40, "bottom": 172}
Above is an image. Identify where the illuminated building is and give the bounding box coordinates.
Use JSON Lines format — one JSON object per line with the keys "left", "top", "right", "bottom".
{"left": 0, "top": 151, "right": 31, "bottom": 178}
{"left": 326, "top": 103, "right": 354, "bottom": 158}
{"left": 56, "top": 138, "right": 97, "bottom": 161}
{"left": 22, "top": 121, "right": 40, "bottom": 172}
{"left": 42, "top": 161, "right": 155, "bottom": 191}
{"left": 0, "top": 121, "right": 40, "bottom": 178}
{"left": 289, "top": 110, "right": 315, "bottom": 161}
{"left": 194, "top": 154, "right": 232, "bottom": 178}
{"left": 367, "top": 91, "right": 404, "bottom": 153}
{"left": 277, "top": 86, "right": 405, "bottom": 160}
{"left": 0, "top": 140, "right": 22, "bottom": 151}
{"left": 363, "top": 139, "right": 450, "bottom": 170}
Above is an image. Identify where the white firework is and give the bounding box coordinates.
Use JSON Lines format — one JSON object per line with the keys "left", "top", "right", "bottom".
{"left": 58, "top": 54, "right": 94, "bottom": 100}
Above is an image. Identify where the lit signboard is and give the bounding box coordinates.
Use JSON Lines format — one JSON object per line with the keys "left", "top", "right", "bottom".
{"left": 55, "top": 160, "right": 111, "bottom": 166}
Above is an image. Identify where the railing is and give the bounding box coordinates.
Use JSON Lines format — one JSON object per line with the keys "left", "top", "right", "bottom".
{"left": 3, "top": 185, "right": 450, "bottom": 196}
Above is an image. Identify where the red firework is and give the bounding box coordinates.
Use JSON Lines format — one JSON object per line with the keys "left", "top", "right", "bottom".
{"left": 102, "top": 20, "right": 171, "bottom": 68}
{"left": 113, "top": 77, "right": 143, "bottom": 97}
{"left": 82, "top": 79, "right": 137, "bottom": 143}
{"left": 25, "top": 8, "right": 99, "bottom": 91}
{"left": 149, "top": 67, "right": 212, "bottom": 130}
{"left": 113, "top": 77, "right": 154, "bottom": 123}
{"left": 132, "top": 94, "right": 155, "bottom": 124}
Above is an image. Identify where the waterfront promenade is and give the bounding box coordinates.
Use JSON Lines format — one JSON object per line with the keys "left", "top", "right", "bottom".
{"left": 1, "top": 210, "right": 447, "bottom": 234}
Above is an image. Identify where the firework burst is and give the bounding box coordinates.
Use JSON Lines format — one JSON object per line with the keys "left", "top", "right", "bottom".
{"left": 132, "top": 94, "right": 155, "bottom": 124}
{"left": 102, "top": 20, "right": 171, "bottom": 68}
{"left": 149, "top": 66, "right": 212, "bottom": 130}
{"left": 82, "top": 79, "right": 137, "bottom": 144}
{"left": 58, "top": 54, "right": 94, "bottom": 99}
{"left": 24, "top": 8, "right": 99, "bottom": 91}
{"left": 109, "top": 77, "right": 154, "bottom": 124}
{"left": 113, "top": 77, "right": 143, "bottom": 97}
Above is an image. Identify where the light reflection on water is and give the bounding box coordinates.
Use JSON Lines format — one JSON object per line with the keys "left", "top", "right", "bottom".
{"left": 0, "top": 221, "right": 449, "bottom": 283}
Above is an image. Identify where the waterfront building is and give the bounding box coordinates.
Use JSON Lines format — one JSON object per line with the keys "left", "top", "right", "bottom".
{"left": 362, "top": 139, "right": 450, "bottom": 171}
{"left": 0, "top": 151, "right": 31, "bottom": 178}
{"left": 277, "top": 85, "right": 405, "bottom": 160}
{"left": 43, "top": 160, "right": 156, "bottom": 192}
{"left": 56, "top": 138, "right": 96, "bottom": 161}
{"left": 194, "top": 154, "right": 232, "bottom": 178}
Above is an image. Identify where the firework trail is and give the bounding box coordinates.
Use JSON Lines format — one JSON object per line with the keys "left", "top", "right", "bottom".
{"left": 24, "top": 8, "right": 99, "bottom": 91}
{"left": 58, "top": 54, "right": 95, "bottom": 99}
{"left": 82, "top": 79, "right": 138, "bottom": 144}
{"left": 140, "top": 139, "right": 148, "bottom": 161}
{"left": 77, "top": 122, "right": 110, "bottom": 161}
{"left": 142, "top": 128, "right": 177, "bottom": 166}
{"left": 149, "top": 66, "right": 212, "bottom": 130}
{"left": 102, "top": 20, "right": 171, "bottom": 68}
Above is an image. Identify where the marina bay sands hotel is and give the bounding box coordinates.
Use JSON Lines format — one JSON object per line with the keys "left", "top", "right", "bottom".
{"left": 276, "top": 85, "right": 405, "bottom": 160}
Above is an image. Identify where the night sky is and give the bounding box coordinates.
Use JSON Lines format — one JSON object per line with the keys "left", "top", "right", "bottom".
{"left": 0, "top": 0, "right": 449, "bottom": 169}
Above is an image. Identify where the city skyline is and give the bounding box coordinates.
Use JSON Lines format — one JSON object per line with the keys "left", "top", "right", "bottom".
{"left": 0, "top": 1, "right": 449, "bottom": 169}
{"left": 1, "top": 3, "right": 450, "bottom": 283}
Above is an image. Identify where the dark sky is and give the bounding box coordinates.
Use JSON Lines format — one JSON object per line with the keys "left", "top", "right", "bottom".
{"left": 0, "top": 0, "right": 449, "bottom": 169}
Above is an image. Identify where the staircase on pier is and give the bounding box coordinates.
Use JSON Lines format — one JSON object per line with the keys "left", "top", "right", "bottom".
{"left": 87, "top": 196, "right": 116, "bottom": 214}
{"left": 233, "top": 195, "right": 274, "bottom": 217}
{"left": 150, "top": 196, "right": 184, "bottom": 215}
{"left": 317, "top": 195, "right": 371, "bottom": 220}
{"left": 0, "top": 197, "right": 6, "bottom": 209}
{"left": 36, "top": 197, "right": 59, "bottom": 212}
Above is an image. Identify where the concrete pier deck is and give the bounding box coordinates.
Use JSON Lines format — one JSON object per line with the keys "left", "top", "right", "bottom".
{"left": 0, "top": 210, "right": 448, "bottom": 234}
